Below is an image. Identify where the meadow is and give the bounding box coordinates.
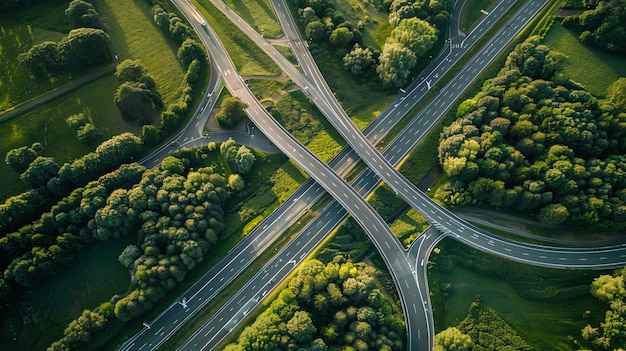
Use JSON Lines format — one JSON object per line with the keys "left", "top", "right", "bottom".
{"left": 430, "top": 238, "right": 608, "bottom": 350}
{"left": 542, "top": 21, "right": 626, "bottom": 97}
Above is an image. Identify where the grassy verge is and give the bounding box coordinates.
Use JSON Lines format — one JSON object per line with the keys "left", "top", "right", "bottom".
{"left": 459, "top": 0, "right": 500, "bottom": 33}
{"left": 542, "top": 21, "right": 626, "bottom": 97}
{"left": 192, "top": 0, "right": 281, "bottom": 76}
{"left": 223, "top": 0, "right": 282, "bottom": 38}
{"left": 248, "top": 78, "right": 346, "bottom": 163}
{"left": 429, "top": 238, "right": 608, "bottom": 350}
{"left": 273, "top": 44, "right": 298, "bottom": 66}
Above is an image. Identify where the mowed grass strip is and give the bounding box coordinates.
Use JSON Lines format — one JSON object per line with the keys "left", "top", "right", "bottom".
{"left": 459, "top": 0, "right": 500, "bottom": 33}
{"left": 542, "top": 22, "right": 626, "bottom": 97}
{"left": 0, "top": 3, "right": 73, "bottom": 111}
{"left": 192, "top": 0, "right": 281, "bottom": 76}
{"left": 223, "top": 0, "right": 282, "bottom": 38}
{"left": 97, "top": 0, "right": 185, "bottom": 105}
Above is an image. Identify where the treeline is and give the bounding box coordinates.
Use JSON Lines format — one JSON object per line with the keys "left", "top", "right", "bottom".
{"left": 13, "top": 141, "right": 251, "bottom": 351}
{"left": 1, "top": 133, "right": 143, "bottom": 235}
{"left": 576, "top": 266, "right": 626, "bottom": 350}
{"left": 18, "top": 0, "right": 111, "bottom": 77}
{"left": 134, "top": 3, "right": 208, "bottom": 144}
{"left": 436, "top": 36, "right": 626, "bottom": 228}
{"left": 37, "top": 140, "right": 252, "bottom": 350}
{"left": 433, "top": 297, "right": 531, "bottom": 351}
{"left": 561, "top": 0, "right": 626, "bottom": 55}
{"left": 294, "top": 0, "right": 453, "bottom": 88}
{"left": 223, "top": 257, "right": 405, "bottom": 351}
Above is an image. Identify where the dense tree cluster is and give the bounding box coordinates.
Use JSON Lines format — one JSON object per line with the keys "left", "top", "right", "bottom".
{"left": 436, "top": 36, "right": 626, "bottom": 228}
{"left": 112, "top": 159, "right": 231, "bottom": 321}
{"left": 295, "top": 0, "right": 451, "bottom": 88}
{"left": 223, "top": 257, "right": 405, "bottom": 351}
{"left": 114, "top": 60, "right": 163, "bottom": 122}
{"left": 50, "top": 133, "right": 144, "bottom": 196}
{"left": 66, "top": 113, "right": 100, "bottom": 144}
{"left": 65, "top": 0, "right": 103, "bottom": 29}
{"left": 451, "top": 298, "right": 531, "bottom": 351}
{"left": 562, "top": 0, "right": 626, "bottom": 55}
{"left": 19, "top": 27, "right": 111, "bottom": 76}
{"left": 578, "top": 267, "right": 626, "bottom": 350}
{"left": 215, "top": 97, "right": 248, "bottom": 129}
{"left": 220, "top": 138, "right": 256, "bottom": 174}
{"left": 296, "top": 0, "right": 361, "bottom": 52}
{"left": 1, "top": 163, "right": 145, "bottom": 293}
{"left": 48, "top": 303, "right": 114, "bottom": 351}
{"left": 377, "top": 17, "right": 437, "bottom": 88}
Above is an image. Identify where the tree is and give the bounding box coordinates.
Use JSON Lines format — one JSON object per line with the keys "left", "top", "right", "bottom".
{"left": 141, "top": 125, "right": 161, "bottom": 146}
{"left": 21, "top": 156, "right": 59, "bottom": 189}
{"left": 65, "top": 0, "right": 103, "bottom": 28}
{"left": 114, "top": 81, "right": 162, "bottom": 121}
{"left": 66, "top": 113, "right": 88, "bottom": 131}
{"left": 5, "top": 145, "right": 38, "bottom": 173}
{"left": 228, "top": 174, "right": 245, "bottom": 191}
{"left": 329, "top": 27, "right": 354, "bottom": 49}
{"left": 537, "top": 203, "right": 569, "bottom": 225}
{"left": 377, "top": 42, "right": 417, "bottom": 88}
{"left": 115, "top": 59, "right": 148, "bottom": 83}
{"left": 118, "top": 245, "right": 140, "bottom": 269}
{"left": 305, "top": 20, "right": 327, "bottom": 42}
{"left": 591, "top": 273, "right": 626, "bottom": 302}
{"left": 18, "top": 41, "right": 60, "bottom": 76}
{"left": 77, "top": 123, "right": 100, "bottom": 144}
{"left": 388, "top": 17, "right": 438, "bottom": 58}
{"left": 287, "top": 311, "right": 317, "bottom": 343}
{"left": 343, "top": 44, "right": 376, "bottom": 75}
{"left": 59, "top": 28, "right": 111, "bottom": 69}
{"left": 215, "top": 97, "right": 248, "bottom": 128}
{"left": 234, "top": 146, "right": 255, "bottom": 174}
{"left": 433, "top": 327, "right": 473, "bottom": 351}
{"left": 177, "top": 39, "right": 205, "bottom": 69}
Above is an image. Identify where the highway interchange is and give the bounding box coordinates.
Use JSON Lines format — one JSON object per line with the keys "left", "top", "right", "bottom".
{"left": 121, "top": 1, "right": 626, "bottom": 350}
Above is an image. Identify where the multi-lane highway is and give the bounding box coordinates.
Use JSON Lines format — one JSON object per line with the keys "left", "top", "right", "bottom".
{"left": 151, "top": 2, "right": 424, "bottom": 351}
{"left": 120, "top": 1, "right": 626, "bottom": 350}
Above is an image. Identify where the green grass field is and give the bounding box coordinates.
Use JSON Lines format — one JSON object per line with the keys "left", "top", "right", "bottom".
{"left": 223, "top": 0, "right": 282, "bottom": 38}
{"left": 542, "top": 22, "right": 626, "bottom": 97}
{"left": 459, "top": 0, "right": 499, "bottom": 33}
{"left": 429, "top": 252, "right": 605, "bottom": 351}
{"left": 0, "top": 2, "right": 73, "bottom": 112}
{"left": 0, "top": 236, "right": 135, "bottom": 351}
{"left": 193, "top": 0, "right": 281, "bottom": 76}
